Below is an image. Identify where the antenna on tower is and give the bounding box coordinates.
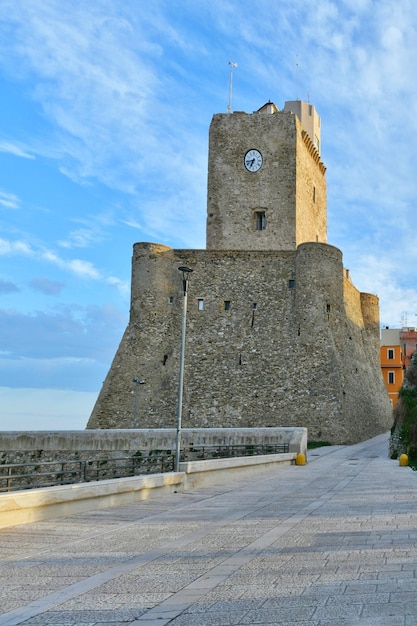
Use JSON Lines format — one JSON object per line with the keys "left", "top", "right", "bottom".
{"left": 227, "top": 61, "right": 238, "bottom": 114}
{"left": 295, "top": 54, "right": 299, "bottom": 100}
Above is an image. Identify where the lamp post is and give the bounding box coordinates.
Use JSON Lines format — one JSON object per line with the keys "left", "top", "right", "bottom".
{"left": 175, "top": 265, "right": 193, "bottom": 472}
{"left": 132, "top": 377, "right": 145, "bottom": 428}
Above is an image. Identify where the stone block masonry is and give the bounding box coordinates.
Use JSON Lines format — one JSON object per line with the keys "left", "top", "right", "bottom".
{"left": 87, "top": 242, "right": 392, "bottom": 443}
{"left": 206, "top": 109, "right": 327, "bottom": 251}
{"left": 87, "top": 100, "right": 392, "bottom": 443}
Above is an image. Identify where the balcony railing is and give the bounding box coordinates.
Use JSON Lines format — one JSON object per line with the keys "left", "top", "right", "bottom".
{"left": 0, "top": 442, "right": 289, "bottom": 493}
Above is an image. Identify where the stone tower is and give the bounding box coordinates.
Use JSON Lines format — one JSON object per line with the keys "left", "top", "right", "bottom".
{"left": 87, "top": 100, "right": 392, "bottom": 443}
{"left": 206, "top": 101, "right": 326, "bottom": 251}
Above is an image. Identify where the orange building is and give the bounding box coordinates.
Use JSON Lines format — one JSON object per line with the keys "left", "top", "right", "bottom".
{"left": 380, "top": 340, "right": 403, "bottom": 408}
{"left": 380, "top": 327, "right": 417, "bottom": 408}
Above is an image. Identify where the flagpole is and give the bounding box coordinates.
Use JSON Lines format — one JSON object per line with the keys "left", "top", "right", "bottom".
{"left": 227, "top": 61, "right": 238, "bottom": 113}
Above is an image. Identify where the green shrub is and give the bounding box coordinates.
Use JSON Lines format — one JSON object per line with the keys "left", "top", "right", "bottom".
{"left": 307, "top": 441, "right": 332, "bottom": 449}
{"left": 391, "top": 352, "right": 417, "bottom": 457}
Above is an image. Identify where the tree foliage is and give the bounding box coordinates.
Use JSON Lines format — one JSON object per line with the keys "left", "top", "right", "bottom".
{"left": 390, "top": 352, "right": 417, "bottom": 461}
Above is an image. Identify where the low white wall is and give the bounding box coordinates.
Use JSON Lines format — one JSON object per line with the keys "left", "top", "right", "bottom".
{"left": 0, "top": 452, "right": 298, "bottom": 529}
{"left": 180, "top": 452, "right": 296, "bottom": 489}
{"left": 0, "top": 472, "right": 183, "bottom": 529}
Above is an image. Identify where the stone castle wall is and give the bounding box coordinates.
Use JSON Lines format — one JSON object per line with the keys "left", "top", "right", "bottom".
{"left": 87, "top": 242, "right": 392, "bottom": 443}
{"left": 295, "top": 128, "right": 327, "bottom": 246}
{"left": 87, "top": 102, "right": 392, "bottom": 442}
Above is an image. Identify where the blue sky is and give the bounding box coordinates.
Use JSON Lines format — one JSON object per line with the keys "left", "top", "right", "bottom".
{"left": 1, "top": 0, "right": 416, "bottom": 430}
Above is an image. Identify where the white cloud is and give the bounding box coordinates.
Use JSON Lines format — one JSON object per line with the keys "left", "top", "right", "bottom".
{"left": 121, "top": 217, "right": 142, "bottom": 230}
{"left": 343, "top": 251, "right": 417, "bottom": 328}
{"left": 0, "top": 190, "right": 20, "bottom": 209}
{"left": 42, "top": 250, "right": 101, "bottom": 279}
{"left": 107, "top": 276, "right": 130, "bottom": 297}
{"left": 0, "top": 140, "right": 34, "bottom": 159}
{"left": 58, "top": 227, "right": 103, "bottom": 249}
{"left": 0, "top": 238, "right": 32, "bottom": 255}
{"left": 0, "top": 0, "right": 211, "bottom": 223}
{"left": 0, "top": 1, "right": 162, "bottom": 189}
{"left": 68, "top": 259, "right": 101, "bottom": 279}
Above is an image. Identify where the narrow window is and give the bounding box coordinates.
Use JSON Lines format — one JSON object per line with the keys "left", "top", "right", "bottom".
{"left": 252, "top": 303, "right": 257, "bottom": 309}
{"left": 169, "top": 296, "right": 174, "bottom": 304}
{"left": 198, "top": 299, "right": 204, "bottom": 311}
{"left": 289, "top": 280, "right": 295, "bottom": 289}
{"left": 313, "top": 186, "right": 316, "bottom": 203}
{"left": 388, "top": 371, "right": 395, "bottom": 385}
{"left": 388, "top": 349, "right": 394, "bottom": 360}
{"left": 326, "top": 304, "right": 331, "bottom": 314}
{"left": 256, "top": 211, "right": 266, "bottom": 231}
{"left": 224, "top": 300, "right": 231, "bottom": 311}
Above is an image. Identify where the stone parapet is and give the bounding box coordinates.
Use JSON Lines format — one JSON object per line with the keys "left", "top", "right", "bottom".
{"left": 0, "top": 427, "right": 306, "bottom": 455}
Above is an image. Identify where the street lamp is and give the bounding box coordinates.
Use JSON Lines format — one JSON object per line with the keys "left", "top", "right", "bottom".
{"left": 175, "top": 266, "right": 193, "bottom": 472}
{"left": 132, "top": 377, "right": 145, "bottom": 428}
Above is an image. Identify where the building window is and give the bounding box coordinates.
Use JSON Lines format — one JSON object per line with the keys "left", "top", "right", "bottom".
{"left": 326, "top": 304, "right": 331, "bottom": 314}
{"left": 224, "top": 300, "right": 231, "bottom": 311}
{"left": 388, "top": 371, "right": 395, "bottom": 385}
{"left": 289, "top": 280, "right": 295, "bottom": 289}
{"left": 169, "top": 296, "right": 174, "bottom": 304}
{"left": 388, "top": 349, "right": 394, "bottom": 360}
{"left": 198, "top": 299, "right": 204, "bottom": 311}
{"left": 256, "top": 211, "right": 266, "bottom": 231}
{"left": 253, "top": 303, "right": 257, "bottom": 309}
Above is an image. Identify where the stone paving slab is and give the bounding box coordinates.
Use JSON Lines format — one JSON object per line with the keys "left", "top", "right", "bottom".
{"left": 1, "top": 432, "right": 417, "bottom": 625}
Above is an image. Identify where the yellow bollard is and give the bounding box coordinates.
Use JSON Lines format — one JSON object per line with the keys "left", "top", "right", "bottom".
{"left": 399, "top": 454, "right": 409, "bottom": 467}
{"left": 295, "top": 452, "right": 306, "bottom": 466}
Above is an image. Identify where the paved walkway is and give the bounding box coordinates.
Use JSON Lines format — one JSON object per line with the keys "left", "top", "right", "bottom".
{"left": 1, "top": 432, "right": 417, "bottom": 625}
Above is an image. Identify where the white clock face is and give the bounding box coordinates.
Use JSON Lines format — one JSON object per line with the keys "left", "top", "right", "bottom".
{"left": 244, "top": 149, "right": 263, "bottom": 172}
